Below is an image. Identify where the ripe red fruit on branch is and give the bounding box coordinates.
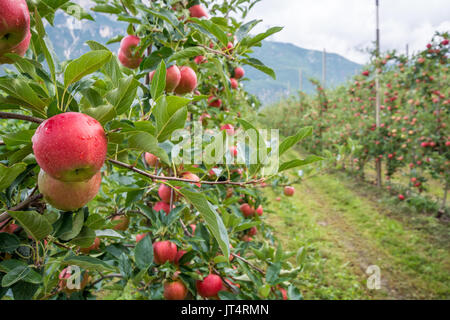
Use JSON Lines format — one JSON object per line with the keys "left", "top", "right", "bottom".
{"left": 208, "top": 96, "right": 222, "bottom": 108}
{"left": 230, "top": 146, "right": 238, "bottom": 157}
{"left": 144, "top": 152, "right": 158, "bottom": 167}
{"left": 221, "top": 124, "right": 235, "bottom": 135}
{"left": 189, "top": 4, "right": 208, "bottom": 18}
{"left": 153, "top": 240, "right": 177, "bottom": 264}
{"left": 0, "top": 30, "right": 31, "bottom": 64}
{"left": 112, "top": 215, "right": 130, "bottom": 231}
{"left": 174, "top": 66, "right": 197, "bottom": 95}
{"left": 196, "top": 274, "right": 223, "bottom": 298}
{"left": 248, "top": 226, "right": 257, "bottom": 236}
{"left": 154, "top": 201, "right": 173, "bottom": 215}
{"left": 398, "top": 194, "right": 405, "bottom": 201}
{"left": 194, "top": 55, "right": 207, "bottom": 64}
{"left": 234, "top": 67, "right": 245, "bottom": 79}
{"left": 164, "top": 281, "right": 188, "bottom": 300}
{"left": 181, "top": 172, "right": 201, "bottom": 187}
{"left": 158, "top": 184, "right": 174, "bottom": 203}
{"left": 0, "top": 0, "right": 30, "bottom": 53}
{"left": 80, "top": 237, "right": 101, "bottom": 254}
{"left": 284, "top": 186, "right": 295, "bottom": 196}
{"left": 118, "top": 35, "right": 143, "bottom": 69}
{"left": 38, "top": 170, "right": 102, "bottom": 211}
{"left": 136, "top": 233, "right": 147, "bottom": 243}
{"left": 32, "top": 112, "right": 108, "bottom": 182}
{"left": 256, "top": 205, "right": 263, "bottom": 216}
{"left": 230, "top": 78, "right": 238, "bottom": 89}
{"left": 278, "top": 287, "right": 288, "bottom": 300}
{"left": 240, "top": 203, "right": 255, "bottom": 217}
{"left": 362, "top": 70, "right": 370, "bottom": 77}
{"left": 149, "top": 65, "right": 181, "bottom": 92}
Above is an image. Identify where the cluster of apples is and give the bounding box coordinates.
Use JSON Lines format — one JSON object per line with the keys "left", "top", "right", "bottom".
{"left": 0, "top": 0, "right": 31, "bottom": 64}
{"left": 32, "top": 112, "right": 108, "bottom": 211}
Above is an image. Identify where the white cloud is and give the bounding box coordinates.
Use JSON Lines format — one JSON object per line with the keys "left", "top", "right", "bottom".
{"left": 244, "top": 0, "right": 450, "bottom": 64}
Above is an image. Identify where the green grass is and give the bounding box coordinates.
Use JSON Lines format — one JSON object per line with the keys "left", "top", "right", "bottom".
{"left": 263, "top": 149, "right": 450, "bottom": 300}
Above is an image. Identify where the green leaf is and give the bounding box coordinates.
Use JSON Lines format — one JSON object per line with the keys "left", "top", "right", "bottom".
{"left": 151, "top": 60, "right": 166, "bottom": 100}
{"left": 154, "top": 96, "right": 189, "bottom": 142}
{"left": 69, "top": 226, "right": 96, "bottom": 248}
{"left": 0, "top": 260, "right": 41, "bottom": 284}
{"left": 279, "top": 127, "right": 313, "bottom": 156}
{"left": 278, "top": 155, "right": 323, "bottom": 172}
{"left": 178, "top": 188, "right": 230, "bottom": 259}
{"left": 7, "top": 211, "right": 52, "bottom": 241}
{"left": 0, "top": 233, "right": 20, "bottom": 253}
{"left": 244, "top": 26, "right": 283, "bottom": 47}
{"left": 128, "top": 132, "right": 170, "bottom": 164}
{"left": 64, "top": 50, "right": 112, "bottom": 88}
{"left": 106, "top": 76, "right": 139, "bottom": 115}
{"left": 86, "top": 41, "right": 122, "bottom": 87}
{"left": 58, "top": 211, "right": 85, "bottom": 241}
{"left": 2, "top": 266, "right": 30, "bottom": 287}
{"left": 287, "top": 284, "right": 303, "bottom": 300}
{"left": 84, "top": 104, "right": 116, "bottom": 125}
{"left": 34, "top": 8, "right": 56, "bottom": 81}
{"left": 2, "top": 130, "right": 34, "bottom": 147}
{"left": 266, "top": 262, "right": 281, "bottom": 285}
{"left": 242, "top": 58, "right": 276, "bottom": 80}
{"left": 0, "top": 78, "right": 47, "bottom": 115}
{"left": 134, "top": 234, "right": 153, "bottom": 269}
{"left": 0, "top": 163, "right": 27, "bottom": 191}
{"left": 62, "top": 253, "right": 116, "bottom": 272}
{"left": 95, "top": 229, "right": 125, "bottom": 239}
{"left": 169, "top": 47, "right": 205, "bottom": 62}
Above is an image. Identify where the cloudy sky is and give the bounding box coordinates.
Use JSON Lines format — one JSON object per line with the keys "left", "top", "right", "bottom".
{"left": 245, "top": 0, "right": 450, "bottom": 64}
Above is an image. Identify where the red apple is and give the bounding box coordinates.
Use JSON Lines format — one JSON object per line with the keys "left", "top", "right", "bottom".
{"left": 0, "top": 0, "right": 30, "bottom": 53}
{"left": 234, "top": 67, "right": 245, "bottom": 79}
{"left": 256, "top": 205, "right": 263, "bottom": 216}
{"left": 136, "top": 233, "right": 147, "bottom": 243}
{"left": 153, "top": 240, "right": 177, "bottom": 264}
{"left": 144, "top": 152, "right": 158, "bottom": 167}
{"left": 174, "top": 66, "right": 197, "bottom": 95}
{"left": 240, "top": 203, "right": 255, "bottom": 217}
{"left": 248, "top": 226, "right": 257, "bottom": 236}
{"left": 196, "top": 274, "right": 222, "bottom": 298}
{"left": 149, "top": 65, "right": 181, "bottom": 92}
{"left": 38, "top": 170, "right": 102, "bottom": 211}
{"left": 112, "top": 215, "right": 130, "bottom": 231}
{"left": 208, "top": 96, "right": 222, "bottom": 108}
{"left": 230, "top": 146, "right": 238, "bottom": 157}
{"left": 398, "top": 194, "right": 405, "bottom": 201}
{"left": 181, "top": 172, "right": 201, "bottom": 187}
{"left": 0, "top": 30, "right": 30, "bottom": 64}
{"left": 175, "top": 250, "right": 187, "bottom": 265}
{"left": 158, "top": 184, "right": 174, "bottom": 203}
{"left": 284, "top": 186, "right": 295, "bottom": 197}
{"left": 32, "top": 112, "right": 108, "bottom": 182}
{"left": 118, "top": 35, "right": 143, "bottom": 69}
{"left": 230, "top": 78, "right": 238, "bottom": 89}
{"left": 220, "top": 124, "right": 235, "bottom": 135}
{"left": 164, "top": 280, "right": 188, "bottom": 300}
{"left": 194, "top": 55, "right": 207, "bottom": 64}
{"left": 279, "top": 287, "right": 288, "bottom": 300}
{"left": 189, "top": 224, "right": 196, "bottom": 234}
{"left": 154, "top": 201, "right": 172, "bottom": 215}
{"left": 189, "top": 4, "right": 208, "bottom": 19}
{"left": 79, "top": 237, "right": 100, "bottom": 254}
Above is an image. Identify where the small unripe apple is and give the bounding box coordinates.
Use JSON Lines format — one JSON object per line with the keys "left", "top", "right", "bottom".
{"left": 174, "top": 66, "right": 197, "bottom": 95}
{"left": 189, "top": 4, "right": 208, "bottom": 18}
{"left": 112, "top": 215, "right": 130, "bottom": 231}
{"left": 164, "top": 280, "right": 188, "bottom": 300}
{"left": 32, "top": 112, "right": 108, "bottom": 182}
{"left": 38, "top": 170, "right": 102, "bottom": 211}
{"left": 284, "top": 186, "right": 295, "bottom": 197}
{"left": 240, "top": 203, "right": 255, "bottom": 217}
{"left": 80, "top": 237, "right": 101, "bottom": 254}
{"left": 196, "top": 274, "right": 223, "bottom": 298}
{"left": 234, "top": 67, "right": 245, "bottom": 79}
{"left": 149, "top": 65, "right": 181, "bottom": 92}
{"left": 144, "top": 152, "right": 158, "bottom": 167}
{"left": 0, "top": 0, "right": 30, "bottom": 53}
{"left": 153, "top": 240, "right": 177, "bottom": 264}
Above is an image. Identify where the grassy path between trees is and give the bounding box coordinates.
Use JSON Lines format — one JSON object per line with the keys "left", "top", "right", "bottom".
{"left": 263, "top": 150, "right": 449, "bottom": 300}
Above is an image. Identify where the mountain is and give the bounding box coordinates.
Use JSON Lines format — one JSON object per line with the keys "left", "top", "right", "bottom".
{"left": 243, "top": 41, "right": 362, "bottom": 104}
{"left": 2, "top": 11, "right": 362, "bottom": 105}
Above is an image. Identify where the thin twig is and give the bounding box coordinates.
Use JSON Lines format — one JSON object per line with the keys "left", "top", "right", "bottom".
{"left": 0, "top": 192, "right": 43, "bottom": 223}
{"left": 231, "top": 253, "right": 265, "bottom": 275}
{"left": 0, "top": 112, "right": 44, "bottom": 124}
{"left": 108, "top": 159, "right": 265, "bottom": 186}
{"left": 199, "top": 44, "right": 235, "bottom": 61}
